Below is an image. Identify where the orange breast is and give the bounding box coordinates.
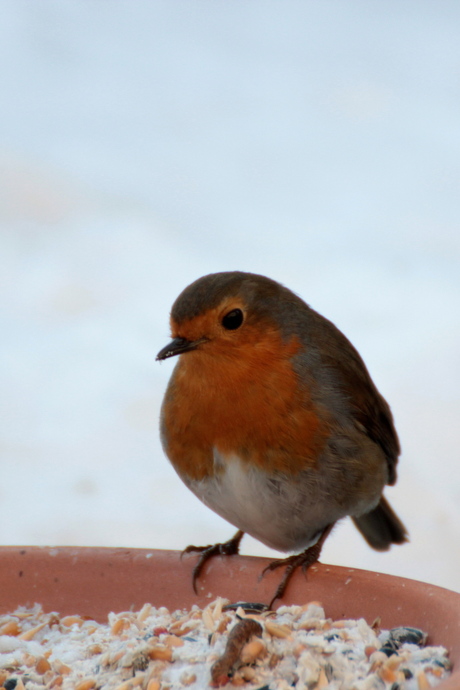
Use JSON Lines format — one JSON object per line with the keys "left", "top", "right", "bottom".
{"left": 161, "top": 329, "right": 329, "bottom": 481}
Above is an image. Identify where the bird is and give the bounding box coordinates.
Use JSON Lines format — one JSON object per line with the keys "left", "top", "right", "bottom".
{"left": 156, "top": 271, "right": 408, "bottom": 606}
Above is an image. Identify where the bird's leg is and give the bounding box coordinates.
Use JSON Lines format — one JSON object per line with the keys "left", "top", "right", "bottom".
{"left": 262, "top": 524, "right": 334, "bottom": 609}
{"left": 182, "top": 530, "right": 244, "bottom": 593}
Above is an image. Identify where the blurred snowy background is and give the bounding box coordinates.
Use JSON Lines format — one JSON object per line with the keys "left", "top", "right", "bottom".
{"left": 1, "top": 1, "right": 459, "bottom": 593}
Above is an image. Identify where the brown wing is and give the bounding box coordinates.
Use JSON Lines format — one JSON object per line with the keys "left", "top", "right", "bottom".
{"left": 298, "top": 307, "right": 400, "bottom": 486}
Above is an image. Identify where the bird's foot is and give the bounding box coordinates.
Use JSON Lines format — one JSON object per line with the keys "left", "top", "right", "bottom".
{"left": 182, "top": 530, "right": 244, "bottom": 593}
{"left": 262, "top": 524, "right": 333, "bottom": 609}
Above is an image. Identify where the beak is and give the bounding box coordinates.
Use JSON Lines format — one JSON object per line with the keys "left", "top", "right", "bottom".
{"left": 156, "top": 336, "right": 207, "bottom": 361}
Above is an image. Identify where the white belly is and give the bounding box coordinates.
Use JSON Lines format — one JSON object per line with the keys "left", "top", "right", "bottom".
{"left": 182, "top": 451, "right": 346, "bottom": 553}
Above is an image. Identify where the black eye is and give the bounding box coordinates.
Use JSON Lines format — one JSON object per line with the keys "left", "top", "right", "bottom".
{"left": 222, "top": 308, "right": 244, "bottom": 330}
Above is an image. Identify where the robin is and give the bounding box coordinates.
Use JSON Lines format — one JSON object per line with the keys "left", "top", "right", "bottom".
{"left": 156, "top": 271, "right": 408, "bottom": 605}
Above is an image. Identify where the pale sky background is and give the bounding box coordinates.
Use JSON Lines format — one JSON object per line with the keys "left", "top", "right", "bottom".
{"left": 1, "top": 1, "right": 459, "bottom": 594}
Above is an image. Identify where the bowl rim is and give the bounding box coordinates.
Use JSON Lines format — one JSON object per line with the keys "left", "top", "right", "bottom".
{"left": 0, "top": 546, "right": 458, "bottom": 689}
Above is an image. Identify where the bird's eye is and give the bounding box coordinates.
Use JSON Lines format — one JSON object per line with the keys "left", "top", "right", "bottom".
{"left": 221, "top": 308, "right": 244, "bottom": 330}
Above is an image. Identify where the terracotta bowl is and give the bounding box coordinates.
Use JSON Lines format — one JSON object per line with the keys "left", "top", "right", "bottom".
{"left": 1, "top": 546, "right": 459, "bottom": 689}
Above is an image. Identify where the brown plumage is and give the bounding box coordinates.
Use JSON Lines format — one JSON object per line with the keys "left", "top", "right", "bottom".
{"left": 157, "top": 271, "right": 408, "bottom": 605}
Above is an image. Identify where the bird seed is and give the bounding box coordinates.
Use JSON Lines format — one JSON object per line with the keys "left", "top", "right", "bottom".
{"left": 0, "top": 599, "right": 451, "bottom": 689}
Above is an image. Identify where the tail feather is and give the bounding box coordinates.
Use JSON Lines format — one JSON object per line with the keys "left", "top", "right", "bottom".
{"left": 352, "top": 495, "right": 408, "bottom": 551}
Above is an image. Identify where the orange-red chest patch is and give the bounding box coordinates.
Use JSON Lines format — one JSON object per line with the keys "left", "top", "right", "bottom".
{"left": 161, "top": 330, "right": 329, "bottom": 482}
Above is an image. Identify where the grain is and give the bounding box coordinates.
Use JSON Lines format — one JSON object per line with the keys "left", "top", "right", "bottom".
{"left": 0, "top": 600, "right": 451, "bottom": 689}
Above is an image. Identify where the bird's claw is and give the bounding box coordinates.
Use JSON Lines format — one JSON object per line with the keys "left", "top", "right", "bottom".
{"left": 261, "top": 525, "right": 334, "bottom": 608}
{"left": 182, "top": 531, "right": 244, "bottom": 594}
